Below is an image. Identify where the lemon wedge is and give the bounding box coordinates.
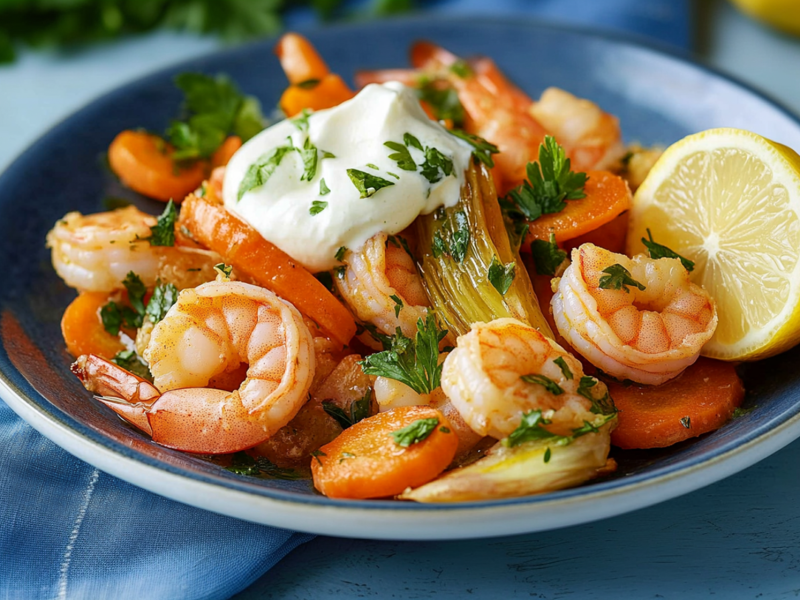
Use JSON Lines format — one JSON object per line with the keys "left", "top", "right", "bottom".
{"left": 627, "top": 128, "right": 800, "bottom": 361}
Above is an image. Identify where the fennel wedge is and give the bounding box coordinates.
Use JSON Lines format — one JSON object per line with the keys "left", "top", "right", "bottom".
{"left": 400, "top": 415, "right": 616, "bottom": 502}
{"left": 415, "top": 162, "right": 552, "bottom": 337}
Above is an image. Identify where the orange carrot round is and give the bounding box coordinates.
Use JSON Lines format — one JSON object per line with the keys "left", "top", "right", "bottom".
{"left": 178, "top": 194, "right": 357, "bottom": 346}
{"left": 211, "top": 136, "right": 242, "bottom": 168}
{"left": 61, "top": 292, "right": 125, "bottom": 359}
{"left": 523, "top": 170, "right": 632, "bottom": 246}
{"left": 311, "top": 406, "right": 458, "bottom": 499}
{"left": 279, "top": 74, "right": 354, "bottom": 117}
{"left": 608, "top": 357, "right": 745, "bottom": 449}
{"left": 275, "top": 32, "right": 330, "bottom": 85}
{"left": 565, "top": 211, "right": 629, "bottom": 254}
{"left": 108, "top": 130, "right": 206, "bottom": 202}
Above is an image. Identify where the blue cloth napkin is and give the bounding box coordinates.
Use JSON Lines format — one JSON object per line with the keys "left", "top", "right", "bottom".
{"left": 0, "top": 1, "right": 688, "bottom": 598}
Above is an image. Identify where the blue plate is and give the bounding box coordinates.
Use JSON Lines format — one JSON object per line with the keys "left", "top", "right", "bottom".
{"left": 2, "top": 17, "right": 800, "bottom": 540}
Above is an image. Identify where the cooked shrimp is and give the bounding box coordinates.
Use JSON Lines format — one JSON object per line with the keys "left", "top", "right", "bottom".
{"left": 530, "top": 87, "right": 625, "bottom": 172}
{"left": 442, "top": 317, "right": 608, "bottom": 440}
{"left": 47, "top": 206, "right": 221, "bottom": 292}
{"left": 335, "top": 232, "right": 429, "bottom": 338}
{"left": 72, "top": 279, "right": 316, "bottom": 454}
{"left": 552, "top": 243, "right": 717, "bottom": 385}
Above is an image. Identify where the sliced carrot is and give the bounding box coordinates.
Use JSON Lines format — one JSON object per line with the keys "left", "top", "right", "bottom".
{"left": 178, "top": 194, "right": 357, "bottom": 346}
{"left": 311, "top": 406, "right": 458, "bottom": 499}
{"left": 608, "top": 357, "right": 745, "bottom": 449}
{"left": 108, "top": 130, "right": 207, "bottom": 202}
{"left": 522, "top": 170, "right": 632, "bottom": 246}
{"left": 355, "top": 68, "right": 419, "bottom": 88}
{"left": 211, "top": 136, "right": 242, "bottom": 168}
{"left": 410, "top": 41, "right": 457, "bottom": 70}
{"left": 61, "top": 292, "right": 125, "bottom": 359}
{"left": 279, "top": 73, "right": 354, "bottom": 118}
{"left": 275, "top": 32, "right": 330, "bottom": 86}
{"left": 565, "top": 211, "right": 629, "bottom": 254}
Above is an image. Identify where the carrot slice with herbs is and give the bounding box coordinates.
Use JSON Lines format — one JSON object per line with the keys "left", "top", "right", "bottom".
{"left": 608, "top": 357, "right": 745, "bottom": 449}
{"left": 523, "top": 170, "right": 632, "bottom": 246}
{"left": 279, "top": 73, "right": 354, "bottom": 118}
{"left": 108, "top": 130, "right": 206, "bottom": 202}
{"left": 275, "top": 32, "right": 330, "bottom": 86}
{"left": 61, "top": 292, "right": 125, "bottom": 359}
{"left": 311, "top": 406, "right": 458, "bottom": 499}
{"left": 178, "top": 194, "right": 356, "bottom": 346}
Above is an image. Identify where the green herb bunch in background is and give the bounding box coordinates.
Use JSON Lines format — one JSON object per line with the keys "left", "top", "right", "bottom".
{"left": 0, "top": 0, "right": 413, "bottom": 64}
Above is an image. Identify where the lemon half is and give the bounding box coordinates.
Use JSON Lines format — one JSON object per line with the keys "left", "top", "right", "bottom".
{"left": 627, "top": 128, "right": 800, "bottom": 361}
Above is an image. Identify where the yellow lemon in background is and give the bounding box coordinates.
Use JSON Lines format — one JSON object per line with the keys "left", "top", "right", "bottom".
{"left": 627, "top": 128, "right": 800, "bottom": 361}
{"left": 729, "top": 0, "right": 800, "bottom": 35}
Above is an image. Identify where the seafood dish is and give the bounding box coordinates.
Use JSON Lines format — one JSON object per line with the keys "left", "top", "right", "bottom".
{"left": 47, "top": 33, "right": 800, "bottom": 501}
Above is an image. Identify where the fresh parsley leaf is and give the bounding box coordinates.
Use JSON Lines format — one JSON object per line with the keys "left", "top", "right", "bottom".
{"left": 530, "top": 233, "right": 567, "bottom": 276}
{"left": 553, "top": 357, "right": 573, "bottom": 380}
{"left": 366, "top": 163, "right": 380, "bottom": 170}
{"left": 346, "top": 169, "right": 395, "bottom": 198}
{"left": 123, "top": 272, "right": 147, "bottom": 317}
{"left": 384, "top": 140, "right": 417, "bottom": 171}
{"left": 322, "top": 389, "right": 372, "bottom": 430}
{"left": 449, "top": 211, "right": 470, "bottom": 262}
{"left": 504, "top": 410, "right": 563, "bottom": 448}
{"left": 309, "top": 200, "right": 328, "bottom": 215}
{"left": 439, "top": 426, "right": 451, "bottom": 434}
{"left": 598, "top": 264, "right": 646, "bottom": 293}
{"left": 417, "top": 81, "right": 465, "bottom": 125}
{"left": 238, "top": 145, "right": 294, "bottom": 200}
{"left": 299, "top": 137, "right": 318, "bottom": 181}
{"left": 112, "top": 350, "right": 152, "bottom": 381}
{"left": 100, "top": 302, "right": 123, "bottom": 337}
{"left": 577, "top": 376, "right": 616, "bottom": 415}
{"left": 145, "top": 281, "right": 178, "bottom": 324}
{"left": 335, "top": 246, "right": 347, "bottom": 262}
{"left": 319, "top": 178, "right": 331, "bottom": 196}
{"left": 292, "top": 109, "right": 312, "bottom": 132}
{"left": 449, "top": 129, "right": 499, "bottom": 168}
{"left": 571, "top": 420, "right": 602, "bottom": 438}
{"left": 419, "top": 146, "right": 454, "bottom": 184}
{"left": 215, "top": 263, "right": 233, "bottom": 278}
{"left": 147, "top": 200, "right": 177, "bottom": 247}
{"left": 359, "top": 314, "right": 448, "bottom": 395}
{"left": 322, "top": 401, "right": 353, "bottom": 429}
{"left": 544, "top": 447, "right": 552, "bottom": 463}
{"left": 390, "top": 294, "right": 404, "bottom": 318}
{"left": 232, "top": 96, "right": 266, "bottom": 142}
{"left": 520, "top": 374, "right": 564, "bottom": 395}
{"left": 390, "top": 417, "right": 439, "bottom": 447}
{"left": 504, "top": 135, "right": 587, "bottom": 224}
{"left": 488, "top": 256, "right": 515, "bottom": 296}
{"left": 404, "top": 133, "right": 423, "bottom": 151}
{"left": 642, "top": 229, "right": 695, "bottom": 272}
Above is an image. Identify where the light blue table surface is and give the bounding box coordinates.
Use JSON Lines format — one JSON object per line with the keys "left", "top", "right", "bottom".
{"left": 3, "top": 1, "right": 800, "bottom": 598}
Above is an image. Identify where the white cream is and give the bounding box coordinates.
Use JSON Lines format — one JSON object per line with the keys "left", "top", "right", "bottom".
{"left": 222, "top": 82, "right": 473, "bottom": 272}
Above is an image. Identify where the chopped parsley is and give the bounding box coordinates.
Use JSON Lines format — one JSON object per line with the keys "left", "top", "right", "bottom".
{"left": 225, "top": 452, "right": 303, "bottom": 480}
{"left": 530, "top": 233, "right": 567, "bottom": 276}
{"left": 322, "top": 389, "right": 372, "bottom": 429}
{"left": 390, "top": 417, "right": 439, "bottom": 448}
{"left": 520, "top": 374, "right": 564, "bottom": 395}
{"left": 215, "top": 263, "right": 233, "bottom": 278}
{"left": 417, "top": 81, "right": 465, "bottom": 126}
{"left": 145, "top": 200, "right": 178, "bottom": 247}
{"left": 299, "top": 137, "right": 318, "bottom": 181}
{"left": 390, "top": 294, "right": 404, "bottom": 318}
{"left": 291, "top": 109, "right": 312, "bottom": 132}
{"left": 449, "top": 129, "right": 499, "bottom": 168}
{"left": 488, "top": 256, "right": 516, "bottom": 296}
{"left": 123, "top": 271, "right": 147, "bottom": 316}
{"left": 641, "top": 228, "right": 695, "bottom": 272}
{"left": 112, "top": 350, "right": 152, "bottom": 381}
{"left": 432, "top": 210, "right": 470, "bottom": 263}
{"left": 384, "top": 140, "right": 416, "bottom": 171}
{"left": 319, "top": 178, "right": 331, "bottom": 196}
{"left": 404, "top": 132, "right": 423, "bottom": 151}
{"left": 359, "top": 314, "right": 447, "bottom": 395}
{"left": 598, "top": 264, "right": 646, "bottom": 293}
{"left": 504, "top": 410, "right": 563, "bottom": 448}
{"left": 346, "top": 169, "right": 395, "bottom": 198}
{"left": 237, "top": 145, "right": 294, "bottom": 200}
{"left": 420, "top": 146, "right": 454, "bottom": 184}
{"left": 553, "top": 357, "right": 573, "bottom": 380}
{"left": 544, "top": 447, "right": 552, "bottom": 463}
{"left": 732, "top": 406, "right": 757, "bottom": 418}
{"left": 334, "top": 246, "right": 348, "bottom": 262}
{"left": 366, "top": 163, "right": 380, "bottom": 170}
{"left": 449, "top": 59, "right": 473, "bottom": 78}
{"left": 310, "top": 449, "right": 326, "bottom": 466}
{"left": 309, "top": 200, "right": 328, "bottom": 216}
{"left": 503, "top": 136, "right": 587, "bottom": 224}
{"left": 145, "top": 281, "right": 178, "bottom": 324}
{"left": 577, "top": 376, "right": 617, "bottom": 415}
{"left": 166, "top": 72, "right": 265, "bottom": 161}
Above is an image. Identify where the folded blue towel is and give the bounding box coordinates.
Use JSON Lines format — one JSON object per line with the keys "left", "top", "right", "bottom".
{"left": 0, "top": 1, "right": 688, "bottom": 598}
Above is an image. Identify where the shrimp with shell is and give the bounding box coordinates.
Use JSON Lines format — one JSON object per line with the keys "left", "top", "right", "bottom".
{"left": 552, "top": 243, "right": 717, "bottom": 385}
{"left": 47, "top": 206, "right": 221, "bottom": 293}
{"left": 72, "top": 278, "right": 316, "bottom": 454}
